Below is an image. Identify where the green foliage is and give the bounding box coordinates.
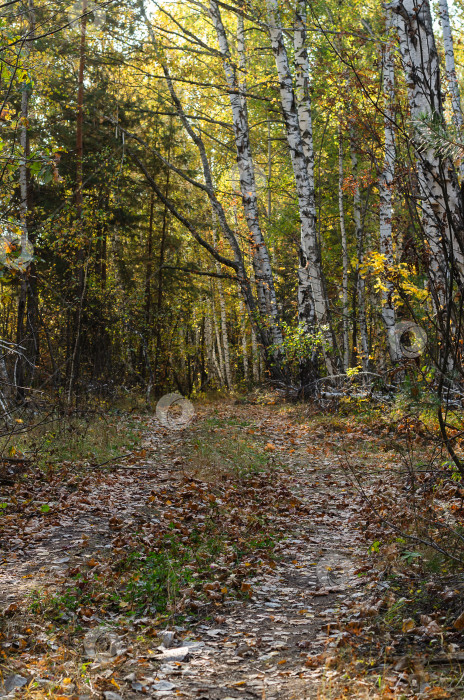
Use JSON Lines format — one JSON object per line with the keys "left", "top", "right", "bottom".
{"left": 125, "top": 550, "right": 186, "bottom": 613}
{"left": 272, "top": 322, "right": 330, "bottom": 375}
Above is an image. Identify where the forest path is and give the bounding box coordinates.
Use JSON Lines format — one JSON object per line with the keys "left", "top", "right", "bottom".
{"left": 0, "top": 400, "right": 377, "bottom": 699}
{"left": 149, "top": 402, "right": 368, "bottom": 700}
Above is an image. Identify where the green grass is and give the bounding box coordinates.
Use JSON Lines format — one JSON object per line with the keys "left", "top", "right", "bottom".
{"left": 3, "top": 412, "right": 143, "bottom": 469}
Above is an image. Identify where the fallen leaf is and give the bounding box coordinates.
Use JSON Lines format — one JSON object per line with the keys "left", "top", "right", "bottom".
{"left": 402, "top": 618, "right": 416, "bottom": 633}
{"left": 453, "top": 611, "right": 464, "bottom": 630}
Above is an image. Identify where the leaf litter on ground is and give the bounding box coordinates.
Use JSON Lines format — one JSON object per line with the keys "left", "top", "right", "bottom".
{"left": 0, "top": 397, "right": 463, "bottom": 698}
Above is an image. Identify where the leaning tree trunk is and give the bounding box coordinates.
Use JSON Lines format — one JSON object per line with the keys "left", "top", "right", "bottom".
{"left": 438, "top": 0, "right": 464, "bottom": 180}
{"left": 212, "top": 294, "right": 226, "bottom": 387}
{"left": 379, "top": 16, "right": 401, "bottom": 362}
{"left": 266, "top": 0, "right": 338, "bottom": 375}
{"left": 209, "top": 1, "right": 282, "bottom": 350}
{"left": 390, "top": 0, "right": 464, "bottom": 305}
{"left": 212, "top": 217, "right": 232, "bottom": 389}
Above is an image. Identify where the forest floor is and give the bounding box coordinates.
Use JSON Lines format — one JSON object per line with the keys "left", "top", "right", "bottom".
{"left": 0, "top": 397, "right": 464, "bottom": 699}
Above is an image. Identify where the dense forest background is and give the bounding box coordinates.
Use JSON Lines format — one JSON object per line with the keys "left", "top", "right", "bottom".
{"left": 1, "top": 0, "right": 464, "bottom": 407}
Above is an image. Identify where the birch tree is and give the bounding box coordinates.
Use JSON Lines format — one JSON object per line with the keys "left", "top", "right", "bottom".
{"left": 338, "top": 128, "right": 350, "bottom": 371}
{"left": 389, "top": 0, "right": 464, "bottom": 306}
{"left": 379, "top": 15, "right": 400, "bottom": 362}
{"left": 209, "top": 1, "right": 282, "bottom": 350}
{"left": 350, "top": 132, "right": 370, "bottom": 371}
{"left": 266, "top": 0, "right": 338, "bottom": 374}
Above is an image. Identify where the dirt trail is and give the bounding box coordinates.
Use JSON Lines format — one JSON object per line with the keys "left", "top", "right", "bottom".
{"left": 146, "top": 409, "right": 366, "bottom": 699}
{"left": 0, "top": 403, "right": 370, "bottom": 699}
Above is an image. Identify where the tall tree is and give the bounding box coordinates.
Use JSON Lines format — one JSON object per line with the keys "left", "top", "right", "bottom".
{"left": 208, "top": 1, "right": 282, "bottom": 350}
{"left": 379, "top": 13, "right": 400, "bottom": 362}
{"left": 266, "top": 0, "right": 338, "bottom": 375}
{"left": 390, "top": 0, "right": 464, "bottom": 308}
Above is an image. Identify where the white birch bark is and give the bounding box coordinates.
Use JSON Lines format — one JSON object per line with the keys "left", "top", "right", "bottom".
{"left": 240, "top": 299, "right": 249, "bottom": 382}
{"left": 267, "top": 115, "right": 272, "bottom": 220}
{"left": 389, "top": 0, "right": 464, "bottom": 302}
{"left": 212, "top": 217, "right": 232, "bottom": 388}
{"left": 212, "top": 294, "right": 226, "bottom": 386}
{"left": 209, "top": 1, "right": 282, "bottom": 349}
{"left": 251, "top": 325, "right": 260, "bottom": 383}
{"left": 293, "top": 0, "right": 316, "bottom": 207}
{"left": 266, "top": 0, "right": 336, "bottom": 374}
{"left": 438, "top": 0, "right": 464, "bottom": 156}
{"left": 140, "top": 1, "right": 270, "bottom": 360}
{"left": 379, "top": 20, "right": 401, "bottom": 362}
{"left": 204, "top": 301, "right": 215, "bottom": 379}
{"left": 350, "top": 133, "right": 370, "bottom": 372}
{"left": 338, "top": 127, "right": 350, "bottom": 371}
{"left": 217, "top": 280, "right": 232, "bottom": 389}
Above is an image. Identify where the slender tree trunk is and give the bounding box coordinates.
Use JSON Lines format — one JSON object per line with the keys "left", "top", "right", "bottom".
{"left": 15, "top": 0, "right": 37, "bottom": 400}
{"left": 266, "top": 0, "right": 337, "bottom": 374}
{"left": 75, "top": 0, "right": 86, "bottom": 279}
{"left": 240, "top": 300, "right": 249, "bottom": 383}
{"left": 212, "top": 293, "right": 226, "bottom": 386}
{"left": 204, "top": 302, "right": 215, "bottom": 380}
{"left": 68, "top": 0, "right": 87, "bottom": 400}
{"left": 217, "top": 279, "right": 232, "bottom": 389}
{"left": 251, "top": 325, "right": 259, "bottom": 384}
{"left": 212, "top": 215, "right": 232, "bottom": 389}
{"left": 338, "top": 127, "right": 350, "bottom": 371}
{"left": 379, "top": 19, "right": 400, "bottom": 362}
{"left": 209, "top": 1, "right": 282, "bottom": 349}
{"left": 350, "top": 132, "right": 370, "bottom": 372}
{"left": 141, "top": 1, "right": 276, "bottom": 373}
{"left": 145, "top": 193, "right": 154, "bottom": 329}
{"left": 267, "top": 115, "right": 272, "bottom": 220}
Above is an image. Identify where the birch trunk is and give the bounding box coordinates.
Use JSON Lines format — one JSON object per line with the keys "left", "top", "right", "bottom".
{"left": 350, "top": 133, "right": 370, "bottom": 372}
{"left": 438, "top": 0, "right": 464, "bottom": 178}
{"left": 293, "top": 0, "right": 316, "bottom": 202}
{"left": 390, "top": 0, "right": 464, "bottom": 301}
{"left": 267, "top": 116, "right": 272, "bottom": 220}
{"left": 212, "top": 295, "right": 226, "bottom": 387}
{"left": 209, "top": 1, "right": 282, "bottom": 349}
{"left": 379, "top": 20, "right": 401, "bottom": 362}
{"left": 240, "top": 300, "right": 249, "bottom": 382}
{"left": 338, "top": 127, "right": 350, "bottom": 371}
{"left": 217, "top": 280, "right": 232, "bottom": 389}
{"left": 211, "top": 213, "right": 232, "bottom": 388}
{"left": 266, "top": 0, "right": 337, "bottom": 374}
{"left": 141, "top": 3, "right": 267, "bottom": 352}
{"left": 251, "top": 325, "right": 260, "bottom": 383}
{"left": 204, "top": 301, "right": 215, "bottom": 380}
